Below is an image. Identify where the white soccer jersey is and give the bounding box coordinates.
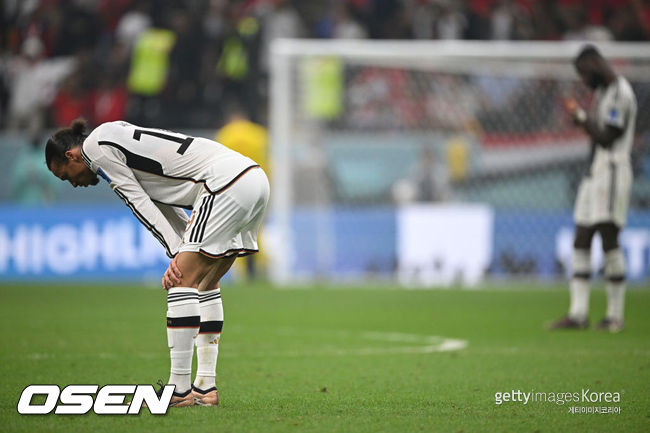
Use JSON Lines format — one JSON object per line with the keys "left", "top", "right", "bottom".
{"left": 80, "top": 121, "right": 260, "bottom": 257}
{"left": 590, "top": 76, "right": 637, "bottom": 170}
{"left": 574, "top": 76, "right": 636, "bottom": 227}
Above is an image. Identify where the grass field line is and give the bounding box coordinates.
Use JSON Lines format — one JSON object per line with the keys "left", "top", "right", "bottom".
{"left": 15, "top": 327, "right": 468, "bottom": 362}
{"left": 236, "top": 325, "right": 469, "bottom": 356}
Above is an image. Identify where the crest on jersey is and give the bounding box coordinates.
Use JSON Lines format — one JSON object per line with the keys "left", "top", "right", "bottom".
{"left": 608, "top": 108, "right": 619, "bottom": 121}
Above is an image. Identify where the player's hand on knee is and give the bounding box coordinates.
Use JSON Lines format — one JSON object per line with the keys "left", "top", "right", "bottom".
{"left": 162, "top": 257, "right": 183, "bottom": 290}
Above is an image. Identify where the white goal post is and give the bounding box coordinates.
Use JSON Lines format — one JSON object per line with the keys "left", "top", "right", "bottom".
{"left": 268, "top": 39, "right": 650, "bottom": 286}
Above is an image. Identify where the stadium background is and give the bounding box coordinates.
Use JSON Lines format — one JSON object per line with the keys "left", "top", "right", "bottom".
{"left": 1, "top": 1, "right": 649, "bottom": 432}
{"left": 1, "top": 0, "right": 649, "bottom": 284}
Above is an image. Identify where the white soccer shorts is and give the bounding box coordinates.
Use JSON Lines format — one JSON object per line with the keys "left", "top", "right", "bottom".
{"left": 574, "top": 162, "right": 632, "bottom": 227}
{"left": 179, "top": 167, "right": 269, "bottom": 258}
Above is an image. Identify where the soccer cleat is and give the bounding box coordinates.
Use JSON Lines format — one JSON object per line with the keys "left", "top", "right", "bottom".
{"left": 192, "top": 385, "right": 219, "bottom": 406}
{"left": 145, "top": 380, "right": 195, "bottom": 408}
{"left": 595, "top": 318, "right": 624, "bottom": 333}
{"left": 546, "top": 316, "right": 589, "bottom": 330}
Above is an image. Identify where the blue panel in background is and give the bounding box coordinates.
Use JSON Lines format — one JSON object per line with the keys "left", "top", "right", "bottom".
{"left": 0, "top": 205, "right": 169, "bottom": 280}
{"left": 290, "top": 207, "right": 650, "bottom": 283}
{"left": 491, "top": 210, "right": 574, "bottom": 279}
{"left": 1, "top": 205, "right": 648, "bottom": 283}
{"left": 291, "top": 207, "right": 396, "bottom": 278}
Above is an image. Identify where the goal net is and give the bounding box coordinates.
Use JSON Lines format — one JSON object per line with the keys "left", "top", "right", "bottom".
{"left": 267, "top": 40, "right": 650, "bottom": 287}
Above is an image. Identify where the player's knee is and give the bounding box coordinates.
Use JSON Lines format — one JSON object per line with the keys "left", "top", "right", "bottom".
{"left": 595, "top": 223, "right": 620, "bottom": 252}
{"left": 604, "top": 248, "right": 626, "bottom": 281}
{"left": 174, "top": 253, "right": 214, "bottom": 288}
{"left": 573, "top": 225, "right": 595, "bottom": 250}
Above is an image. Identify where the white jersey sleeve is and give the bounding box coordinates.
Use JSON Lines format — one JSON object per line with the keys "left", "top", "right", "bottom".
{"left": 592, "top": 76, "right": 637, "bottom": 167}
{"left": 598, "top": 77, "right": 634, "bottom": 131}
{"left": 154, "top": 201, "right": 190, "bottom": 236}
{"left": 82, "top": 135, "right": 184, "bottom": 258}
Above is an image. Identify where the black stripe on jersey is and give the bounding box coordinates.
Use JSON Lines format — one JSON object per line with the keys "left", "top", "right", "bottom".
{"left": 95, "top": 140, "right": 262, "bottom": 197}
{"left": 607, "top": 275, "right": 625, "bottom": 283}
{"left": 114, "top": 188, "right": 172, "bottom": 257}
{"left": 198, "top": 293, "right": 221, "bottom": 303}
{"left": 167, "top": 316, "right": 200, "bottom": 328}
{"left": 152, "top": 199, "right": 193, "bottom": 211}
{"left": 199, "top": 247, "right": 259, "bottom": 259}
{"left": 167, "top": 292, "right": 199, "bottom": 299}
{"left": 133, "top": 129, "right": 194, "bottom": 154}
{"left": 98, "top": 141, "right": 164, "bottom": 175}
{"left": 190, "top": 196, "right": 209, "bottom": 243}
{"left": 167, "top": 296, "right": 200, "bottom": 304}
{"left": 81, "top": 148, "right": 93, "bottom": 169}
{"left": 198, "top": 195, "right": 215, "bottom": 242}
{"left": 114, "top": 188, "right": 167, "bottom": 249}
{"left": 154, "top": 164, "right": 260, "bottom": 196}
{"left": 213, "top": 165, "right": 260, "bottom": 195}
{"left": 608, "top": 162, "right": 616, "bottom": 215}
{"left": 199, "top": 321, "right": 223, "bottom": 334}
{"left": 125, "top": 163, "right": 261, "bottom": 196}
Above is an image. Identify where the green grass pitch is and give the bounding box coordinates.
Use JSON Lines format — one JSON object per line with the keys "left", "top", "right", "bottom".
{"left": 0, "top": 282, "right": 648, "bottom": 432}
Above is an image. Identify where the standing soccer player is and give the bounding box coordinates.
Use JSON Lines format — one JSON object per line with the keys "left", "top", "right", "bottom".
{"left": 45, "top": 119, "right": 269, "bottom": 406}
{"left": 549, "top": 45, "right": 637, "bottom": 333}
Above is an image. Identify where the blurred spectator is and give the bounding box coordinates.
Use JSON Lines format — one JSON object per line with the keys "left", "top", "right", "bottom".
{"left": 89, "top": 73, "right": 128, "bottom": 126}
{"left": 606, "top": 3, "right": 649, "bottom": 41}
{"left": 114, "top": 0, "right": 152, "bottom": 49}
{"left": 392, "top": 147, "right": 449, "bottom": 204}
{"left": 427, "top": 75, "right": 480, "bottom": 131}
{"left": 1, "top": 0, "right": 650, "bottom": 133}
{"left": 317, "top": 1, "right": 367, "bottom": 39}
{"left": 215, "top": 4, "right": 262, "bottom": 123}
{"left": 51, "top": 68, "right": 89, "bottom": 127}
{"left": 411, "top": 147, "right": 450, "bottom": 202}
{"left": 258, "top": 0, "right": 305, "bottom": 74}
{"left": 630, "top": 0, "right": 650, "bottom": 40}
{"left": 6, "top": 36, "right": 74, "bottom": 139}
{"left": 490, "top": 0, "right": 533, "bottom": 40}
{"left": 10, "top": 138, "right": 60, "bottom": 204}
{"left": 216, "top": 103, "right": 269, "bottom": 175}
{"left": 99, "top": 0, "right": 138, "bottom": 34}
{"left": 203, "top": 0, "right": 228, "bottom": 41}
{"left": 410, "top": 0, "right": 436, "bottom": 40}
{"left": 126, "top": 25, "right": 176, "bottom": 125}
{"left": 52, "top": 0, "right": 101, "bottom": 56}
{"left": 561, "top": 6, "right": 613, "bottom": 41}
{"left": 528, "top": 1, "right": 562, "bottom": 40}
{"left": 436, "top": 0, "right": 468, "bottom": 39}
{"left": 366, "top": 0, "right": 411, "bottom": 39}
{"left": 163, "top": 8, "right": 205, "bottom": 127}
{"left": 5, "top": 1, "right": 59, "bottom": 56}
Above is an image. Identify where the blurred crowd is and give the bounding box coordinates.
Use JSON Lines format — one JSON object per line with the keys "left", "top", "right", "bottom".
{"left": 1, "top": 0, "right": 649, "bottom": 137}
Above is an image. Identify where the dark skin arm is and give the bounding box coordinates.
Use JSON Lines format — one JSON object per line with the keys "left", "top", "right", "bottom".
{"left": 580, "top": 119, "right": 623, "bottom": 149}
{"left": 566, "top": 99, "right": 623, "bottom": 148}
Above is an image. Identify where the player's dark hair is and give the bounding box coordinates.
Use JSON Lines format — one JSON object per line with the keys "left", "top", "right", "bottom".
{"left": 574, "top": 44, "right": 602, "bottom": 65}
{"left": 45, "top": 118, "right": 88, "bottom": 169}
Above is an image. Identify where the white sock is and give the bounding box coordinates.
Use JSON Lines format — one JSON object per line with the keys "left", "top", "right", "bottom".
{"left": 166, "top": 288, "right": 200, "bottom": 394}
{"left": 605, "top": 249, "right": 626, "bottom": 322}
{"left": 193, "top": 288, "right": 223, "bottom": 391}
{"left": 568, "top": 249, "right": 590, "bottom": 322}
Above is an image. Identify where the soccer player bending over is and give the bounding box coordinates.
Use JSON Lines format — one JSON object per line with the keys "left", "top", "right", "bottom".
{"left": 549, "top": 45, "right": 636, "bottom": 333}
{"left": 45, "top": 119, "right": 269, "bottom": 406}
